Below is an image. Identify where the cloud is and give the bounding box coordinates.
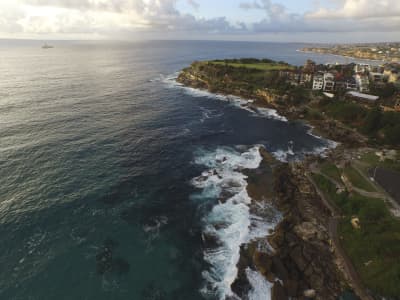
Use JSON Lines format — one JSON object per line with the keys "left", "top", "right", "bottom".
{"left": 22, "top": 0, "right": 145, "bottom": 13}
{"left": 0, "top": 0, "right": 398, "bottom": 40}
{"left": 240, "top": 0, "right": 295, "bottom": 22}
{"left": 186, "top": 0, "right": 199, "bottom": 10}
{"left": 307, "top": 0, "right": 400, "bottom": 19}
{"left": 239, "top": 0, "right": 400, "bottom": 33}
{"left": 0, "top": 0, "right": 241, "bottom": 37}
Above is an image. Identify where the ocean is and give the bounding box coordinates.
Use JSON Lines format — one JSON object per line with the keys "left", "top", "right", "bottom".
{"left": 0, "top": 40, "right": 353, "bottom": 300}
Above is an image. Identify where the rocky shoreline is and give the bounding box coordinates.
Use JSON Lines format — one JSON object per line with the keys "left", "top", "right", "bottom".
{"left": 232, "top": 148, "right": 348, "bottom": 299}
{"left": 177, "top": 67, "right": 359, "bottom": 298}
{"left": 177, "top": 66, "right": 367, "bottom": 149}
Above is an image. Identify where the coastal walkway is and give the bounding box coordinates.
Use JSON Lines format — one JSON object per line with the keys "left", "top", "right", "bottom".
{"left": 352, "top": 162, "right": 400, "bottom": 217}
{"left": 306, "top": 172, "right": 374, "bottom": 300}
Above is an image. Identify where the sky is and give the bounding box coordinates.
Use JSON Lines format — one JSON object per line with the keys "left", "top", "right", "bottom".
{"left": 0, "top": 0, "right": 399, "bottom": 42}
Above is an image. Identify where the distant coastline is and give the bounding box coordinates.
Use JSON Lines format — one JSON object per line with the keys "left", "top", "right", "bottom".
{"left": 300, "top": 43, "right": 400, "bottom": 63}
{"left": 297, "top": 49, "right": 386, "bottom": 63}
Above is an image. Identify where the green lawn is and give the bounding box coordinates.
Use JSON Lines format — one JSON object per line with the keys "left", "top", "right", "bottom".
{"left": 360, "top": 151, "right": 380, "bottom": 165}
{"left": 208, "top": 61, "right": 294, "bottom": 71}
{"left": 320, "top": 162, "right": 343, "bottom": 183}
{"left": 312, "top": 174, "right": 400, "bottom": 298}
{"left": 344, "top": 166, "right": 376, "bottom": 192}
{"left": 360, "top": 151, "right": 400, "bottom": 172}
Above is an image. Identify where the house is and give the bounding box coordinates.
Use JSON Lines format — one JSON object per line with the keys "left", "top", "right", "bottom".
{"left": 370, "top": 65, "right": 384, "bottom": 73}
{"left": 369, "top": 72, "right": 384, "bottom": 83}
{"left": 279, "top": 70, "right": 301, "bottom": 86}
{"left": 323, "top": 73, "right": 335, "bottom": 92}
{"left": 304, "top": 60, "right": 316, "bottom": 73}
{"left": 354, "top": 64, "right": 370, "bottom": 74}
{"left": 345, "top": 77, "right": 358, "bottom": 90}
{"left": 312, "top": 73, "right": 324, "bottom": 90}
{"left": 383, "top": 69, "right": 399, "bottom": 83}
{"left": 354, "top": 74, "right": 370, "bottom": 92}
{"left": 299, "top": 72, "right": 313, "bottom": 86}
{"left": 335, "top": 80, "right": 346, "bottom": 91}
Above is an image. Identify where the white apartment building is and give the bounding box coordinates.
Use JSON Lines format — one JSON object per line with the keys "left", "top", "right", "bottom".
{"left": 354, "top": 64, "right": 370, "bottom": 74}
{"left": 354, "top": 74, "right": 370, "bottom": 92}
{"left": 323, "top": 73, "right": 335, "bottom": 92}
{"left": 312, "top": 74, "right": 324, "bottom": 90}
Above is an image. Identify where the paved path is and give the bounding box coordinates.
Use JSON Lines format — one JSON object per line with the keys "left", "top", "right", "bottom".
{"left": 306, "top": 172, "right": 340, "bottom": 216}
{"left": 327, "top": 217, "right": 374, "bottom": 300}
{"left": 352, "top": 162, "right": 400, "bottom": 217}
{"left": 306, "top": 173, "right": 374, "bottom": 300}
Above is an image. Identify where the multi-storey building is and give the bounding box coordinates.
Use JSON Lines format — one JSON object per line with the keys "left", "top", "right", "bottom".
{"left": 312, "top": 73, "right": 324, "bottom": 90}
{"left": 354, "top": 74, "right": 370, "bottom": 92}
{"left": 323, "top": 73, "right": 335, "bottom": 92}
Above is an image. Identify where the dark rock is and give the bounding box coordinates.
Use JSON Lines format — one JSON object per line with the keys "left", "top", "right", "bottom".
{"left": 271, "top": 257, "right": 289, "bottom": 281}
{"left": 96, "top": 246, "right": 113, "bottom": 275}
{"left": 96, "top": 239, "right": 130, "bottom": 276}
{"left": 304, "top": 264, "right": 314, "bottom": 278}
{"left": 272, "top": 281, "right": 288, "bottom": 300}
{"left": 253, "top": 251, "right": 272, "bottom": 275}
{"left": 141, "top": 282, "right": 167, "bottom": 300}
{"left": 104, "top": 238, "right": 118, "bottom": 250}
{"left": 310, "top": 273, "right": 324, "bottom": 291}
{"left": 290, "top": 246, "right": 308, "bottom": 271}
{"left": 284, "top": 232, "right": 298, "bottom": 247}
{"left": 113, "top": 257, "right": 130, "bottom": 275}
{"left": 202, "top": 232, "right": 222, "bottom": 248}
{"left": 302, "top": 245, "right": 314, "bottom": 262}
{"left": 231, "top": 245, "right": 253, "bottom": 298}
{"left": 284, "top": 279, "right": 299, "bottom": 297}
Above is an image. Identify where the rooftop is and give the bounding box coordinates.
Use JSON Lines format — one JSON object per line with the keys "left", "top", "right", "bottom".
{"left": 347, "top": 91, "right": 379, "bottom": 101}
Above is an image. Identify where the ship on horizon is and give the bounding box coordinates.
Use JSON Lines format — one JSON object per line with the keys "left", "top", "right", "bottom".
{"left": 42, "top": 43, "right": 54, "bottom": 49}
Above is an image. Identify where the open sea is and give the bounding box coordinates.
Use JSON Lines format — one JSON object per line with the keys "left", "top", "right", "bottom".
{"left": 0, "top": 40, "right": 359, "bottom": 300}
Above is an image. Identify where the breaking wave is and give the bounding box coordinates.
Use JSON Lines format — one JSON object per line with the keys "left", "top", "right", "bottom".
{"left": 191, "top": 146, "right": 280, "bottom": 299}
{"left": 159, "top": 73, "right": 287, "bottom": 122}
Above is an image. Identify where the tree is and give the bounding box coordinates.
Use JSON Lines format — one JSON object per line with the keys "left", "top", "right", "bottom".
{"left": 363, "top": 106, "right": 382, "bottom": 135}
{"left": 384, "top": 124, "right": 400, "bottom": 145}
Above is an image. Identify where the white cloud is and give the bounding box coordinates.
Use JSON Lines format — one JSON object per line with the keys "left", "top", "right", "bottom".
{"left": 0, "top": 0, "right": 241, "bottom": 38}
{"left": 307, "top": 0, "right": 400, "bottom": 19}
{"left": 186, "top": 0, "right": 199, "bottom": 10}
{"left": 239, "top": 0, "right": 400, "bottom": 34}
{"left": 0, "top": 0, "right": 398, "bottom": 40}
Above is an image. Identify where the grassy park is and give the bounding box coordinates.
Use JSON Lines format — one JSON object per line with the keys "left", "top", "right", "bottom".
{"left": 312, "top": 173, "right": 400, "bottom": 298}
{"left": 320, "top": 162, "right": 342, "bottom": 183}
{"left": 208, "top": 60, "right": 294, "bottom": 71}
{"left": 343, "top": 166, "right": 377, "bottom": 192}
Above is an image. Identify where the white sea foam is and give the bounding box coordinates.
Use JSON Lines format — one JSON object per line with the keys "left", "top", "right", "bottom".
{"left": 191, "top": 145, "right": 280, "bottom": 299}
{"left": 246, "top": 268, "right": 273, "bottom": 300}
{"left": 160, "top": 73, "right": 339, "bottom": 160}
{"left": 254, "top": 107, "right": 288, "bottom": 122}
{"left": 272, "top": 130, "right": 338, "bottom": 162}
{"left": 271, "top": 141, "right": 296, "bottom": 162}
{"left": 306, "top": 126, "right": 339, "bottom": 152}
{"left": 160, "top": 73, "right": 288, "bottom": 122}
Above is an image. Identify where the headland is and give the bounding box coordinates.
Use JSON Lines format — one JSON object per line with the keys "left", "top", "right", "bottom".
{"left": 177, "top": 58, "right": 400, "bottom": 299}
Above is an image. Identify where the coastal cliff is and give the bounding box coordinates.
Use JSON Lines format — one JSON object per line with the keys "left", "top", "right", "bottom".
{"left": 178, "top": 59, "right": 400, "bottom": 299}
{"left": 267, "top": 163, "right": 346, "bottom": 299}
{"left": 234, "top": 154, "right": 348, "bottom": 300}
{"left": 177, "top": 60, "right": 366, "bottom": 148}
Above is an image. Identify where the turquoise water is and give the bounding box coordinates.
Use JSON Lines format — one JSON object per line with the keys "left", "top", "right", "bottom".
{"left": 0, "top": 40, "right": 348, "bottom": 299}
